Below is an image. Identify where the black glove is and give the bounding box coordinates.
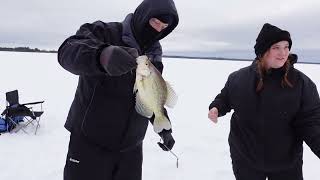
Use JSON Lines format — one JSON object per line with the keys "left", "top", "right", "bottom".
{"left": 100, "top": 45, "right": 139, "bottom": 76}
{"left": 157, "top": 130, "right": 175, "bottom": 151}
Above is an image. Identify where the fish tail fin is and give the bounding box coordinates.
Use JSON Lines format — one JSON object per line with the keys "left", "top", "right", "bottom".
{"left": 153, "top": 114, "right": 172, "bottom": 133}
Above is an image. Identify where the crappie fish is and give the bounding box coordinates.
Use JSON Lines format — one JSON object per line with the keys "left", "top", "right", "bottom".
{"left": 134, "top": 55, "right": 178, "bottom": 133}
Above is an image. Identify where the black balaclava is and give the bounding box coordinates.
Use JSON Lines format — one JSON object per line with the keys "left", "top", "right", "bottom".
{"left": 131, "top": 0, "right": 179, "bottom": 51}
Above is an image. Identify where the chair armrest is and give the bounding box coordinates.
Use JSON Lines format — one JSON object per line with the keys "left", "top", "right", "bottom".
{"left": 21, "top": 101, "right": 45, "bottom": 106}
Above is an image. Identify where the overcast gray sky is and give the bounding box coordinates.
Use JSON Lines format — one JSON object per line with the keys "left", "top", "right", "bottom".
{"left": 1, "top": 0, "right": 319, "bottom": 54}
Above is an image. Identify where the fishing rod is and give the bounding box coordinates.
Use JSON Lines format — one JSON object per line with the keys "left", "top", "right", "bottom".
{"left": 159, "top": 138, "right": 179, "bottom": 168}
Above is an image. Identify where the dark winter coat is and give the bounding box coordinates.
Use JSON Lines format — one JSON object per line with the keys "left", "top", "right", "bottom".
{"left": 58, "top": 0, "right": 178, "bottom": 152}
{"left": 209, "top": 60, "right": 320, "bottom": 171}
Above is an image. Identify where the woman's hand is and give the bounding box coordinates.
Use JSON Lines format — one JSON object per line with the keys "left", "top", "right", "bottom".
{"left": 208, "top": 107, "right": 219, "bottom": 123}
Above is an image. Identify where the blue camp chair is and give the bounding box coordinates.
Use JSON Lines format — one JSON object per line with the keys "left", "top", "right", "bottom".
{"left": 1, "top": 90, "right": 44, "bottom": 134}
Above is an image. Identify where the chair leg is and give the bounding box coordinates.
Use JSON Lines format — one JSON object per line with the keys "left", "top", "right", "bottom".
{"left": 34, "top": 117, "right": 41, "bottom": 135}
{"left": 17, "top": 117, "right": 37, "bottom": 134}
{"left": 23, "top": 117, "right": 34, "bottom": 127}
{"left": 9, "top": 117, "right": 28, "bottom": 134}
{"left": 14, "top": 127, "right": 28, "bottom": 134}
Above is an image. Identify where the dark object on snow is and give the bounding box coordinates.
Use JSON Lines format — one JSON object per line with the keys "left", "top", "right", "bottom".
{"left": 1, "top": 90, "right": 44, "bottom": 134}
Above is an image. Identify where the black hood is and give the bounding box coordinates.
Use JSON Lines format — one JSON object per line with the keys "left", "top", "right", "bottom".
{"left": 131, "top": 0, "right": 179, "bottom": 50}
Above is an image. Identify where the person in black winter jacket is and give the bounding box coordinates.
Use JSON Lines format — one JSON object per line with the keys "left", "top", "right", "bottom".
{"left": 58, "top": 0, "right": 179, "bottom": 179}
{"left": 208, "top": 23, "right": 320, "bottom": 180}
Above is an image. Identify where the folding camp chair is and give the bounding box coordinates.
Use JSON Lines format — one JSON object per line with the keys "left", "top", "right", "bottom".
{"left": 1, "top": 90, "right": 44, "bottom": 134}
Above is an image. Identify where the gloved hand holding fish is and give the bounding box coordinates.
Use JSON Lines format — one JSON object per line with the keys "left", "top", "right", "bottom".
{"left": 134, "top": 55, "right": 178, "bottom": 133}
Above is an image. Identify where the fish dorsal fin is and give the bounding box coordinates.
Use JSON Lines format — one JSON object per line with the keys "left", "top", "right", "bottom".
{"left": 135, "top": 92, "right": 153, "bottom": 118}
{"left": 165, "top": 81, "right": 178, "bottom": 108}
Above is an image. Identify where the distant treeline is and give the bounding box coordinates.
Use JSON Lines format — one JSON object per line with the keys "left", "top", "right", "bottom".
{"left": 1, "top": 47, "right": 318, "bottom": 64}
{"left": 0, "top": 46, "right": 246, "bottom": 60}
{"left": 0, "top": 47, "right": 57, "bottom": 53}
{"left": 162, "top": 55, "right": 251, "bottom": 61}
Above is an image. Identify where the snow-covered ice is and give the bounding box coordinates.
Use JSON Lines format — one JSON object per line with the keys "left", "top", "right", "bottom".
{"left": 0, "top": 51, "right": 319, "bottom": 180}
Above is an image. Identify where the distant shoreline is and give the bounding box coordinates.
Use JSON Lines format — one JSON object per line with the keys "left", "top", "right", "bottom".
{"left": 0, "top": 49, "right": 251, "bottom": 61}
{"left": 1, "top": 48, "right": 319, "bottom": 64}
{"left": 162, "top": 55, "right": 252, "bottom": 61}
{"left": 0, "top": 47, "right": 248, "bottom": 61}
{"left": 0, "top": 47, "right": 57, "bottom": 53}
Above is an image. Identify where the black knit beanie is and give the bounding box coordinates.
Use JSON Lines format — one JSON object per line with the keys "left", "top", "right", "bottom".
{"left": 254, "top": 23, "right": 292, "bottom": 58}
